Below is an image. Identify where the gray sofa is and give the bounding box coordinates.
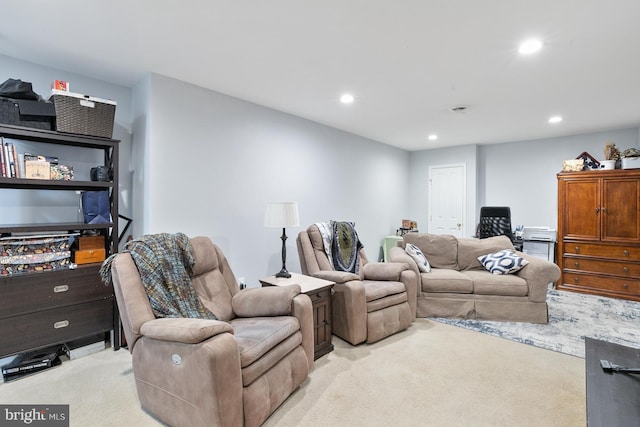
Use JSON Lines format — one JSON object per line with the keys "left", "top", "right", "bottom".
{"left": 389, "top": 233, "right": 560, "bottom": 323}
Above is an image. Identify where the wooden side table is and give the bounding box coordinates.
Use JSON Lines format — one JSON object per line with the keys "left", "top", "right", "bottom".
{"left": 259, "top": 272, "right": 334, "bottom": 360}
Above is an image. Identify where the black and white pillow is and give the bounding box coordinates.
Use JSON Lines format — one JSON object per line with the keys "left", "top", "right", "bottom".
{"left": 405, "top": 243, "right": 431, "bottom": 273}
{"left": 478, "top": 249, "right": 529, "bottom": 275}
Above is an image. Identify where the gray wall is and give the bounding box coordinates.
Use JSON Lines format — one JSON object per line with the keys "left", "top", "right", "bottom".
{"left": 409, "top": 128, "right": 639, "bottom": 237}
{"left": 132, "top": 73, "right": 411, "bottom": 286}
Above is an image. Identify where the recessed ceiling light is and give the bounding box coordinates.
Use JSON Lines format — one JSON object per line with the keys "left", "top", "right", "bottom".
{"left": 518, "top": 38, "right": 543, "bottom": 55}
{"left": 549, "top": 115, "right": 563, "bottom": 123}
{"left": 340, "top": 93, "right": 354, "bottom": 104}
{"left": 428, "top": 134, "right": 438, "bottom": 141}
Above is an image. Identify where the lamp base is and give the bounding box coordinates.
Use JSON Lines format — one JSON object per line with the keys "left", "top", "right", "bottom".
{"left": 275, "top": 268, "right": 291, "bottom": 279}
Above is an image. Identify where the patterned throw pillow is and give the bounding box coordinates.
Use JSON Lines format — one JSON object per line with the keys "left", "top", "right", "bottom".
{"left": 478, "top": 249, "right": 529, "bottom": 275}
{"left": 405, "top": 243, "right": 431, "bottom": 273}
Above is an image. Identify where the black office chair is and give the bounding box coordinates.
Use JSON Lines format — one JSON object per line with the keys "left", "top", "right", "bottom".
{"left": 477, "top": 206, "right": 513, "bottom": 241}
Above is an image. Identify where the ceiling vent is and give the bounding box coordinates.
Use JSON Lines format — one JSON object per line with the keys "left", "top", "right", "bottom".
{"left": 448, "top": 105, "right": 469, "bottom": 113}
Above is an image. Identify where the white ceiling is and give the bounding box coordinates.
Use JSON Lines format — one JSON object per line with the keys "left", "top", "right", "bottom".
{"left": 2, "top": 0, "right": 640, "bottom": 151}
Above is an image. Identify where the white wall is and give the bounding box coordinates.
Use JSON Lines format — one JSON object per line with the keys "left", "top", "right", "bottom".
{"left": 132, "top": 73, "right": 411, "bottom": 286}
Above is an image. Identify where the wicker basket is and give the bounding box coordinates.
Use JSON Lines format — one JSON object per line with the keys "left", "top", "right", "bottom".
{"left": 49, "top": 89, "right": 116, "bottom": 138}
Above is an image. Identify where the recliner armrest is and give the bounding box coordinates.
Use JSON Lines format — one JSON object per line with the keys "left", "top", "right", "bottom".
{"left": 140, "top": 318, "right": 234, "bottom": 344}
{"left": 311, "top": 270, "right": 360, "bottom": 283}
{"left": 363, "top": 261, "right": 408, "bottom": 281}
{"left": 232, "top": 285, "right": 301, "bottom": 317}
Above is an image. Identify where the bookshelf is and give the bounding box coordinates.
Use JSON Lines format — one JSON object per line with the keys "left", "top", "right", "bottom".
{"left": 0, "top": 124, "right": 120, "bottom": 357}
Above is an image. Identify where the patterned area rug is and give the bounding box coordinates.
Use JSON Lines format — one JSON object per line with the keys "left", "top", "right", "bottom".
{"left": 432, "top": 289, "right": 640, "bottom": 358}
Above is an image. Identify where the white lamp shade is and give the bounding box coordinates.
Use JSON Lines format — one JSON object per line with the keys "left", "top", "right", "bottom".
{"left": 264, "top": 202, "right": 300, "bottom": 228}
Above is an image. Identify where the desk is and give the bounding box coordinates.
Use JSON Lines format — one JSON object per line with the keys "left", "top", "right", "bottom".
{"left": 259, "top": 273, "right": 334, "bottom": 360}
{"left": 585, "top": 338, "right": 640, "bottom": 426}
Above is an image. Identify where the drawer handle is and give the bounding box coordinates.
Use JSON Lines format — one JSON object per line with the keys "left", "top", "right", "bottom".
{"left": 574, "top": 262, "right": 580, "bottom": 268}
{"left": 573, "top": 277, "right": 579, "bottom": 283}
{"left": 623, "top": 250, "right": 630, "bottom": 256}
{"left": 623, "top": 284, "right": 629, "bottom": 289}
{"left": 623, "top": 267, "right": 629, "bottom": 273}
{"left": 54, "top": 285, "right": 69, "bottom": 293}
{"left": 54, "top": 320, "right": 69, "bottom": 329}
{"left": 316, "top": 292, "right": 322, "bottom": 298}
{"left": 574, "top": 246, "right": 580, "bottom": 253}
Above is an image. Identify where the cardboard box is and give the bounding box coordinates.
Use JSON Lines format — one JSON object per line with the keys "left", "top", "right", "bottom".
{"left": 72, "top": 248, "right": 105, "bottom": 265}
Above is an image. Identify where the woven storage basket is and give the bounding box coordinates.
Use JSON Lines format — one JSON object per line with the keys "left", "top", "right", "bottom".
{"left": 49, "top": 89, "right": 116, "bottom": 138}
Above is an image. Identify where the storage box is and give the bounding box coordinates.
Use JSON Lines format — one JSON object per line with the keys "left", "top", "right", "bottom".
{"left": 0, "top": 235, "right": 72, "bottom": 276}
{"left": 77, "top": 235, "right": 105, "bottom": 250}
{"left": 622, "top": 157, "right": 640, "bottom": 169}
{"left": 49, "top": 89, "right": 116, "bottom": 138}
{"left": 72, "top": 248, "right": 106, "bottom": 265}
{"left": 0, "top": 97, "right": 56, "bottom": 130}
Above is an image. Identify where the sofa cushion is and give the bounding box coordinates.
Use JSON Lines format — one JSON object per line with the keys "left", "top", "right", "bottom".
{"left": 457, "top": 236, "right": 515, "bottom": 270}
{"left": 405, "top": 243, "right": 431, "bottom": 272}
{"left": 420, "top": 268, "right": 473, "bottom": 293}
{"left": 463, "top": 270, "right": 529, "bottom": 296}
{"left": 478, "top": 249, "right": 529, "bottom": 275}
{"left": 403, "top": 233, "right": 458, "bottom": 269}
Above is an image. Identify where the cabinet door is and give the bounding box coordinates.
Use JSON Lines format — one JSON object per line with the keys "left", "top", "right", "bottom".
{"left": 562, "top": 178, "right": 601, "bottom": 240}
{"left": 602, "top": 178, "right": 640, "bottom": 242}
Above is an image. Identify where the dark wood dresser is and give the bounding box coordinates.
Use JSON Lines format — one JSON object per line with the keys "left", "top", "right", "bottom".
{"left": 557, "top": 169, "right": 640, "bottom": 301}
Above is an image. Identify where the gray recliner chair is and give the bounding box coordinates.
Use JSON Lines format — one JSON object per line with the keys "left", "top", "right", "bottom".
{"left": 296, "top": 223, "right": 417, "bottom": 345}
{"left": 107, "top": 235, "right": 314, "bottom": 427}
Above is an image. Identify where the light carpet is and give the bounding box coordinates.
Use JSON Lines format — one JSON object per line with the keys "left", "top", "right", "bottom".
{"left": 433, "top": 289, "right": 640, "bottom": 358}
{"left": 0, "top": 320, "right": 585, "bottom": 426}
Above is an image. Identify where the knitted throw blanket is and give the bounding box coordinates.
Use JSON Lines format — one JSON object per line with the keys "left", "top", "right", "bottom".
{"left": 100, "top": 232, "right": 217, "bottom": 320}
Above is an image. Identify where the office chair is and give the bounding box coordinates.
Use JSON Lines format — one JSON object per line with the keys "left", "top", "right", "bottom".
{"left": 477, "top": 206, "right": 513, "bottom": 241}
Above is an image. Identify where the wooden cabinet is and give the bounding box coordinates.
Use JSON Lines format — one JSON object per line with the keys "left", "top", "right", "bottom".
{"left": 260, "top": 272, "right": 335, "bottom": 360}
{"left": 557, "top": 169, "right": 640, "bottom": 301}
{"left": 0, "top": 124, "right": 120, "bottom": 357}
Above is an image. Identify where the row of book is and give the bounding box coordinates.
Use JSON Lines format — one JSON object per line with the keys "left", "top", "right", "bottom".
{"left": 0, "top": 136, "right": 72, "bottom": 180}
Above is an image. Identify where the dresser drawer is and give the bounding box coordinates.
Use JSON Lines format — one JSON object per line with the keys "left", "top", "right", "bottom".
{"left": 306, "top": 287, "right": 331, "bottom": 304}
{"left": 563, "top": 243, "right": 640, "bottom": 260}
{"left": 0, "top": 265, "right": 112, "bottom": 318}
{"left": 562, "top": 272, "right": 640, "bottom": 297}
{"left": 563, "top": 257, "right": 640, "bottom": 277}
{"left": 0, "top": 298, "right": 114, "bottom": 356}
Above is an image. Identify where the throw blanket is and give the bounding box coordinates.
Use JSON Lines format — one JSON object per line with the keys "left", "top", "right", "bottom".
{"left": 100, "top": 232, "right": 217, "bottom": 320}
{"left": 316, "top": 221, "right": 363, "bottom": 274}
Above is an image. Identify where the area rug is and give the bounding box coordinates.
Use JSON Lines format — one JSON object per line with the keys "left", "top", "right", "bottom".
{"left": 432, "top": 289, "right": 640, "bottom": 358}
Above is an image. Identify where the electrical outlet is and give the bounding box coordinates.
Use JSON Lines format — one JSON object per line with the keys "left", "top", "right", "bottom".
{"left": 238, "top": 277, "right": 246, "bottom": 290}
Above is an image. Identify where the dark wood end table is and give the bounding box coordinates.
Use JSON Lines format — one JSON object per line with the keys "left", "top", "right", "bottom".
{"left": 259, "top": 272, "right": 334, "bottom": 360}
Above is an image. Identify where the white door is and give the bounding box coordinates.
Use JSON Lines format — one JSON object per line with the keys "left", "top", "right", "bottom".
{"left": 429, "top": 164, "right": 466, "bottom": 237}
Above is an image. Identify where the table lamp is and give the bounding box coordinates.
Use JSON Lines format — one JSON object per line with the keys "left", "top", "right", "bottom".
{"left": 264, "top": 201, "right": 300, "bottom": 278}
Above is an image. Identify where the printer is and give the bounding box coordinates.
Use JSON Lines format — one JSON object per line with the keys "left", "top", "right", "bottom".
{"left": 522, "top": 227, "right": 556, "bottom": 262}
{"left": 522, "top": 226, "right": 557, "bottom": 242}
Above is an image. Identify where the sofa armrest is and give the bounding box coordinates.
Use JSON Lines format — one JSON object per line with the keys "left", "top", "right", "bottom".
{"left": 312, "top": 270, "right": 360, "bottom": 284}
{"left": 389, "top": 246, "right": 421, "bottom": 284}
{"left": 232, "top": 285, "right": 301, "bottom": 317}
{"left": 362, "top": 261, "right": 408, "bottom": 281}
{"left": 516, "top": 252, "right": 561, "bottom": 302}
{"left": 140, "top": 318, "right": 234, "bottom": 344}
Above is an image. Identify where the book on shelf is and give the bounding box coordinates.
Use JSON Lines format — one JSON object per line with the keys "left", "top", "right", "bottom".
{"left": 0, "top": 136, "right": 5, "bottom": 177}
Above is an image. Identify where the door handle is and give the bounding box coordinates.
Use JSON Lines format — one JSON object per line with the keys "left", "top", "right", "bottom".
{"left": 595, "top": 207, "right": 600, "bottom": 213}
{"left": 602, "top": 207, "right": 608, "bottom": 213}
